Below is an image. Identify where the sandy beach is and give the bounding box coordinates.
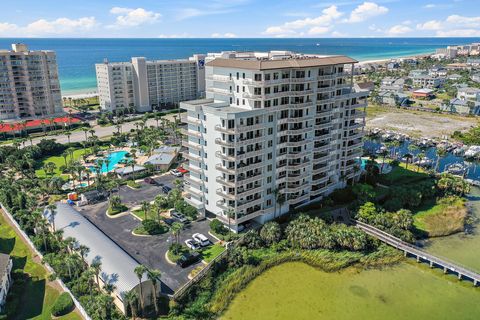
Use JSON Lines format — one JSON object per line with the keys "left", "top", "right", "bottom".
{"left": 62, "top": 90, "right": 98, "bottom": 99}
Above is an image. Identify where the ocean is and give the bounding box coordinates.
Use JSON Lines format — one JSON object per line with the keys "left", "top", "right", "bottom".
{"left": 0, "top": 37, "right": 479, "bottom": 95}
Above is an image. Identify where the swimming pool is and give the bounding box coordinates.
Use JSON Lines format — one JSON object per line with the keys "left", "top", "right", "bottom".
{"left": 90, "top": 151, "right": 128, "bottom": 173}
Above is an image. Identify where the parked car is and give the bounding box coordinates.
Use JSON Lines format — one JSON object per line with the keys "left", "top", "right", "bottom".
{"left": 177, "top": 167, "right": 189, "bottom": 175}
{"left": 185, "top": 239, "right": 201, "bottom": 250}
{"left": 176, "top": 252, "right": 200, "bottom": 268}
{"left": 162, "top": 185, "right": 172, "bottom": 194}
{"left": 163, "top": 218, "right": 175, "bottom": 226}
{"left": 170, "top": 169, "right": 183, "bottom": 177}
{"left": 170, "top": 210, "right": 189, "bottom": 223}
{"left": 144, "top": 177, "right": 159, "bottom": 185}
{"left": 192, "top": 233, "right": 210, "bottom": 247}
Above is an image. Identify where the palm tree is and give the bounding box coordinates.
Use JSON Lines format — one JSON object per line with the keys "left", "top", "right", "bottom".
{"left": 154, "top": 195, "right": 167, "bottom": 222}
{"left": 225, "top": 207, "right": 235, "bottom": 234}
{"left": 126, "top": 158, "right": 137, "bottom": 182}
{"left": 134, "top": 265, "right": 147, "bottom": 314}
{"left": 436, "top": 147, "right": 447, "bottom": 173}
{"left": 124, "top": 290, "right": 139, "bottom": 320}
{"left": 147, "top": 269, "right": 161, "bottom": 315}
{"left": 91, "top": 257, "right": 102, "bottom": 289}
{"left": 66, "top": 131, "right": 72, "bottom": 144}
{"left": 171, "top": 222, "right": 183, "bottom": 244}
{"left": 61, "top": 151, "right": 69, "bottom": 166}
{"left": 141, "top": 201, "right": 150, "bottom": 220}
{"left": 47, "top": 203, "right": 57, "bottom": 232}
{"left": 78, "top": 244, "right": 90, "bottom": 266}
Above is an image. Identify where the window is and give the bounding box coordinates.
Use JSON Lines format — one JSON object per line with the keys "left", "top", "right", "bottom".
{"left": 268, "top": 115, "right": 274, "bottom": 122}
{"left": 265, "top": 73, "right": 271, "bottom": 81}
{"left": 268, "top": 140, "right": 273, "bottom": 147}
{"left": 268, "top": 128, "right": 273, "bottom": 135}
{"left": 268, "top": 153, "right": 272, "bottom": 160}
{"left": 230, "top": 97, "right": 233, "bottom": 104}
{"left": 254, "top": 101, "right": 261, "bottom": 108}
{"left": 254, "top": 74, "right": 262, "bottom": 81}
{"left": 264, "top": 100, "right": 271, "bottom": 108}
{"left": 242, "top": 86, "right": 245, "bottom": 92}
{"left": 236, "top": 72, "right": 239, "bottom": 80}
{"left": 268, "top": 164, "right": 272, "bottom": 171}
{"left": 267, "top": 176, "right": 272, "bottom": 183}
{"left": 242, "top": 99, "right": 245, "bottom": 105}
{"left": 243, "top": 73, "right": 245, "bottom": 79}
{"left": 236, "top": 98, "right": 239, "bottom": 105}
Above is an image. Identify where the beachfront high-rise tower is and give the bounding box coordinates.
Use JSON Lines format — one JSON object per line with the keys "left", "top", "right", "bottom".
{"left": 181, "top": 51, "right": 367, "bottom": 231}
{"left": 95, "top": 55, "right": 206, "bottom": 113}
{"left": 0, "top": 43, "right": 63, "bottom": 120}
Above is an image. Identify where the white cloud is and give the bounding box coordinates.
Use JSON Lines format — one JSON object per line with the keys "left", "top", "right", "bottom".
{"left": 211, "top": 32, "right": 237, "bottom": 38}
{"left": 416, "top": 20, "right": 443, "bottom": 31}
{"left": 0, "top": 17, "right": 97, "bottom": 37}
{"left": 264, "top": 5, "right": 343, "bottom": 36}
{"left": 157, "top": 33, "right": 192, "bottom": 38}
{"left": 308, "top": 26, "right": 331, "bottom": 35}
{"left": 109, "top": 7, "right": 161, "bottom": 27}
{"left": 416, "top": 14, "right": 480, "bottom": 37}
{"left": 446, "top": 15, "right": 480, "bottom": 28}
{"left": 436, "top": 29, "right": 480, "bottom": 37}
{"left": 386, "top": 24, "right": 412, "bottom": 36}
{"left": 344, "top": 2, "right": 388, "bottom": 23}
{"left": 423, "top": 4, "right": 436, "bottom": 9}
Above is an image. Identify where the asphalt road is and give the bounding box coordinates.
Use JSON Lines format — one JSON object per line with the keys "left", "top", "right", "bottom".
{"left": 76, "top": 185, "right": 214, "bottom": 294}
{"left": 118, "top": 176, "right": 177, "bottom": 207}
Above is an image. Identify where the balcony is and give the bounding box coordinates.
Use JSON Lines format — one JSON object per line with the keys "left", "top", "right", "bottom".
{"left": 186, "top": 186, "right": 203, "bottom": 197}
{"left": 215, "top": 124, "right": 235, "bottom": 134}
{"left": 185, "top": 196, "right": 204, "bottom": 209}
{"left": 286, "top": 182, "right": 309, "bottom": 193}
{"left": 182, "top": 140, "right": 202, "bottom": 151}
{"left": 184, "top": 174, "right": 203, "bottom": 186}
{"left": 289, "top": 101, "right": 313, "bottom": 108}
{"left": 216, "top": 199, "right": 229, "bottom": 211}
{"left": 215, "top": 138, "right": 235, "bottom": 147}
{"left": 184, "top": 163, "right": 202, "bottom": 174}
{"left": 238, "top": 135, "right": 264, "bottom": 145}
{"left": 237, "top": 197, "right": 263, "bottom": 211}
{"left": 315, "top": 121, "right": 332, "bottom": 130}
{"left": 215, "top": 151, "right": 236, "bottom": 162}
{"left": 237, "top": 160, "right": 264, "bottom": 173}
{"left": 215, "top": 163, "right": 236, "bottom": 175}
{"left": 237, "top": 171, "right": 263, "bottom": 185}
{"left": 182, "top": 116, "right": 201, "bottom": 125}
{"left": 206, "top": 88, "right": 231, "bottom": 95}
{"left": 237, "top": 122, "right": 264, "bottom": 132}
{"left": 237, "top": 185, "right": 263, "bottom": 197}
{"left": 288, "top": 193, "right": 310, "bottom": 205}
{"left": 288, "top": 160, "right": 310, "bottom": 169}
{"left": 216, "top": 176, "right": 235, "bottom": 188}
{"left": 290, "top": 89, "right": 314, "bottom": 96}
{"left": 216, "top": 188, "right": 236, "bottom": 201}
{"left": 183, "top": 152, "right": 202, "bottom": 162}
{"left": 181, "top": 128, "right": 202, "bottom": 138}
{"left": 317, "top": 86, "right": 334, "bottom": 93}
{"left": 237, "top": 148, "right": 263, "bottom": 160}
{"left": 317, "top": 74, "right": 335, "bottom": 80}
{"left": 206, "top": 75, "right": 233, "bottom": 82}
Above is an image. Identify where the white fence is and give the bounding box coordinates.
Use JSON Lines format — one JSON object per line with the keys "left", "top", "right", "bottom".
{"left": 0, "top": 203, "right": 91, "bottom": 320}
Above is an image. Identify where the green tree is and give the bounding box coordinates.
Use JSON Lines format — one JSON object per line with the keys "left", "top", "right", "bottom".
{"left": 134, "top": 265, "right": 147, "bottom": 315}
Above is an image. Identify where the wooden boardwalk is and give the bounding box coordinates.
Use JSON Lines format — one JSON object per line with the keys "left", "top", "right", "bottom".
{"left": 355, "top": 220, "right": 480, "bottom": 286}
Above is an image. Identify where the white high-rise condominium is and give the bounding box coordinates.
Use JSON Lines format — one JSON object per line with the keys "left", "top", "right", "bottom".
{"left": 181, "top": 51, "right": 367, "bottom": 231}
{"left": 96, "top": 55, "right": 206, "bottom": 113}
{"left": 0, "top": 43, "right": 63, "bottom": 120}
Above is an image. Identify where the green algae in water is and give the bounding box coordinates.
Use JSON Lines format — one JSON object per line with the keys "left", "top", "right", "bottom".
{"left": 222, "top": 262, "right": 480, "bottom": 320}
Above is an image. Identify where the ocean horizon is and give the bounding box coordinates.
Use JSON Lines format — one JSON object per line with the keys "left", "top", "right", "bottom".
{"left": 1, "top": 37, "right": 479, "bottom": 95}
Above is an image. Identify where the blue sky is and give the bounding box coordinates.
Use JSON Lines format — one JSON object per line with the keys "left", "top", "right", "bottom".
{"left": 1, "top": 0, "right": 479, "bottom": 38}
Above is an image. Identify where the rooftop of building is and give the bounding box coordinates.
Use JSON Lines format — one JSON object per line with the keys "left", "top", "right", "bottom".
{"left": 145, "top": 153, "right": 175, "bottom": 166}
{"left": 413, "top": 88, "right": 434, "bottom": 94}
{"left": 206, "top": 51, "right": 357, "bottom": 70}
{"left": 44, "top": 203, "right": 147, "bottom": 300}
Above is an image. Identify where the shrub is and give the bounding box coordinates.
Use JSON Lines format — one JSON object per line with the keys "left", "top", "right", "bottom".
{"left": 330, "top": 187, "right": 355, "bottom": 204}
{"left": 127, "top": 180, "right": 141, "bottom": 189}
{"left": 210, "top": 219, "right": 227, "bottom": 235}
{"left": 51, "top": 293, "right": 74, "bottom": 317}
{"left": 140, "top": 219, "right": 168, "bottom": 235}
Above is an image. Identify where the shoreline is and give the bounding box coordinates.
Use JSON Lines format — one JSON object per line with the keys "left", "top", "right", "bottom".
{"left": 60, "top": 50, "right": 435, "bottom": 99}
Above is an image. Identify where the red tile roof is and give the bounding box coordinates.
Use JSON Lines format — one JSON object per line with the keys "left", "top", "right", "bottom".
{"left": 0, "top": 117, "right": 81, "bottom": 132}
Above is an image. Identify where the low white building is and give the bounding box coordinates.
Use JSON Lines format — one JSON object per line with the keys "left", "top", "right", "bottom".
{"left": 0, "top": 253, "right": 12, "bottom": 313}
{"left": 457, "top": 87, "right": 480, "bottom": 102}
{"left": 412, "top": 75, "right": 445, "bottom": 89}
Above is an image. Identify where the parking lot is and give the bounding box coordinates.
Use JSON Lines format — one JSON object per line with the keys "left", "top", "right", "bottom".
{"left": 76, "top": 173, "right": 217, "bottom": 293}
{"left": 118, "top": 174, "right": 177, "bottom": 207}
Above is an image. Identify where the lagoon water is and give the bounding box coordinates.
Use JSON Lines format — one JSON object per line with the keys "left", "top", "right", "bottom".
{"left": 0, "top": 38, "right": 479, "bottom": 94}
{"left": 223, "top": 187, "right": 480, "bottom": 320}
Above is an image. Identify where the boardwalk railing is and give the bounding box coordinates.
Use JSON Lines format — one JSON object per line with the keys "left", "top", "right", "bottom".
{"left": 0, "top": 203, "right": 91, "bottom": 320}
{"left": 355, "top": 220, "right": 480, "bottom": 285}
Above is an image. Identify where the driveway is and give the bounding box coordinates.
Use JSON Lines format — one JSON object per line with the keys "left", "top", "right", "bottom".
{"left": 76, "top": 200, "right": 214, "bottom": 294}
{"left": 119, "top": 175, "right": 178, "bottom": 207}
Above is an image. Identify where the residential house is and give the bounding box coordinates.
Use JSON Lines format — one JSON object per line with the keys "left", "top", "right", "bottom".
{"left": 144, "top": 153, "right": 176, "bottom": 171}
{"left": 412, "top": 75, "right": 445, "bottom": 89}
{"left": 429, "top": 65, "right": 447, "bottom": 77}
{"left": 380, "top": 77, "right": 404, "bottom": 93}
{"left": 0, "top": 253, "right": 12, "bottom": 313}
{"left": 80, "top": 190, "right": 108, "bottom": 204}
{"left": 409, "top": 69, "right": 428, "bottom": 78}
{"left": 354, "top": 81, "right": 375, "bottom": 93}
{"left": 448, "top": 74, "right": 463, "bottom": 81}
{"left": 457, "top": 87, "right": 480, "bottom": 102}
{"left": 376, "top": 91, "right": 409, "bottom": 106}
{"left": 466, "top": 58, "right": 480, "bottom": 67}
{"left": 387, "top": 61, "right": 400, "bottom": 71}
{"left": 412, "top": 88, "right": 435, "bottom": 99}
{"left": 471, "top": 73, "right": 480, "bottom": 83}
{"left": 441, "top": 98, "right": 480, "bottom": 115}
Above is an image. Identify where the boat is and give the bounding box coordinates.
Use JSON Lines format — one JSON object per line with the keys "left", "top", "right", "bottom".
{"left": 464, "top": 146, "right": 480, "bottom": 159}
{"left": 446, "top": 163, "right": 467, "bottom": 175}
{"left": 415, "top": 158, "right": 433, "bottom": 167}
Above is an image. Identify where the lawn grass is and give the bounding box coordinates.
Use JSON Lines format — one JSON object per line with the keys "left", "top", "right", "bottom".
{"left": 379, "top": 163, "right": 430, "bottom": 186}
{"left": 132, "top": 209, "right": 162, "bottom": 221}
{"left": 413, "top": 197, "right": 467, "bottom": 237}
{"left": 35, "top": 147, "right": 92, "bottom": 178}
{"left": 201, "top": 244, "right": 225, "bottom": 263}
{"left": 167, "top": 245, "right": 190, "bottom": 263}
{"left": 0, "top": 213, "right": 79, "bottom": 319}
